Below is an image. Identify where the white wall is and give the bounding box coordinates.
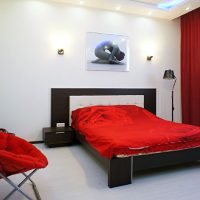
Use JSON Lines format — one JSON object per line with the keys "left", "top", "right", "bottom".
{"left": 0, "top": 0, "right": 181, "bottom": 141}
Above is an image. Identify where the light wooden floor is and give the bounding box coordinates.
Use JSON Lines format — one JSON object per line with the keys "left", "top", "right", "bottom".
{"left": 0, "top": 143, "right": 200, "bottom": 200}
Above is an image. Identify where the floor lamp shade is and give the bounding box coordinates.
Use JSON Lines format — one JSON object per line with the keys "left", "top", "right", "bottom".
{"left": 163, "top": 69, "right": 176, "bottom": 80}
{"left": 163, "top": 69, "right": 177, "bottom": 122}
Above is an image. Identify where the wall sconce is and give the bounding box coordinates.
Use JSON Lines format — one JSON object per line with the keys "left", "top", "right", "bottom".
{"left": 50, "top": 32, "right": 73, "bottom": 56}
{"left": 58, "top": 49, "right": 64, "bottom": 55}
{"left": 147, "top": 56, "right": 153, "bottom": 61}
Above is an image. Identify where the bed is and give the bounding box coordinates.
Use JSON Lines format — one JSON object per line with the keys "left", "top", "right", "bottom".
{"left": 51, "top": 88, "right": 200, "bottom": 188}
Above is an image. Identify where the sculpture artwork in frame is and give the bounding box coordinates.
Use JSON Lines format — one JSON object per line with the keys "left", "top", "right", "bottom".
{"left": 86, "top": 32, "right": 129, "bottom": 72}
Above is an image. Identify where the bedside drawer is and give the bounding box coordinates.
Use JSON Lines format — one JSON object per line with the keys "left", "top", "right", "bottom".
{"left": 43, "top": 127, "right": 75, "bottom": 147}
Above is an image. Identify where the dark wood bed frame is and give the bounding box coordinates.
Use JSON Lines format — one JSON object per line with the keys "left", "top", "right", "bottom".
{"left": 51, "top": 88, "right": 200, "bottom": 188}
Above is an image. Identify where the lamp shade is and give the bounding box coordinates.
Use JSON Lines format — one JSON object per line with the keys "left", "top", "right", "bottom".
{"left": 163, "top": 69, "right": 176, "bottom": 79}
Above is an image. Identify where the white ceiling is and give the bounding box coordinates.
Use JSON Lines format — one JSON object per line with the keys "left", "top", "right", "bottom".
{"left": 45, "top": 0, "right": 200, "bottom": 20}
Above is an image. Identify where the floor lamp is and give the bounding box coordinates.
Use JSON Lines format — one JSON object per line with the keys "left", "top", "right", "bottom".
{"left": 163, "top": 69, "right": 177, "bottom": 122}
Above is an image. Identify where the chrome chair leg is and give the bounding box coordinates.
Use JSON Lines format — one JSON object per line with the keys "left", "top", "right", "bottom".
{"left": 0, "top": 169, "right": 41, "bottom": 200}
{"left": 23, "top": 172, "right": 42, "bottom": 200}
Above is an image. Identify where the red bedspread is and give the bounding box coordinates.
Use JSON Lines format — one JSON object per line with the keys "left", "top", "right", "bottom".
{"left": 72, "top": 105, "right": 200, "bottom": 159}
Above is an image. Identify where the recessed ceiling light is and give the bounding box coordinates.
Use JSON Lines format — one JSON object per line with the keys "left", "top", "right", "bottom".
{"left": 185, "top": 7, "right": 190, "bottom": 11}
{"left": 116, "top": 6, "right": 121, "bottom": 11}
{"left": 148, "top": 11, "right": 152, "bottom": 16}
{"left": 79, "top": 1, "right": 84, "bottom": 5}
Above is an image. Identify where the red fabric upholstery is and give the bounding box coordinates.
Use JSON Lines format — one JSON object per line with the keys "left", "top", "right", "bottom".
{"left": 0, "top": 132, "right": 48, "bottom": 177}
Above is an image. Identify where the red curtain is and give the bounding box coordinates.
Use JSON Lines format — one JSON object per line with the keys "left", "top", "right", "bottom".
{"left": 181, "top": 8, "right": 200, "bottom": 126}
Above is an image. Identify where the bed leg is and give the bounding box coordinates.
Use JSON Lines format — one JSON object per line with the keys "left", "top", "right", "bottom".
{"left": 108, "top": 157, "right": 132, "bottom": 188}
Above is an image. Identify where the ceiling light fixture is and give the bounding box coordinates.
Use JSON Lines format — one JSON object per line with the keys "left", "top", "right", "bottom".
{"left": 116, "top": 6, "right": 121, "bottom": 11}
{"left": 79, "top": 1, "right": 84, "bottom": 5}
{"left": 158, "top": 0, "right": 186, "bottom": 11}
{"left": 130, "top": 0, "right": 187, "bottom": 11}
{"left": 185, "top": 7, "right": 190, "bottom": 11}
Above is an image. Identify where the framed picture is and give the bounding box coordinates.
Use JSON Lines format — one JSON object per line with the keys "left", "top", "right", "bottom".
{"left": 86, "top": 32, "right": 129, "bottom": 72}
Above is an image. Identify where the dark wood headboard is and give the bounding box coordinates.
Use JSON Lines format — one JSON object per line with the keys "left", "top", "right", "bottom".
{"left": 51, "top": 88, "right": 156, "bottom": 127}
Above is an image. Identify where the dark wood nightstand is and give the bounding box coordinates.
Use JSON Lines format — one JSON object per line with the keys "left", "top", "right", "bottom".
{"left": 43, "top": 127, "right": 75, "bottom": 147}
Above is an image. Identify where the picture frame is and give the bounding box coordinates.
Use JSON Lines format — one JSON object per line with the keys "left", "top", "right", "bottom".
{"left": 86, "top": 32, "right": 129, "bottom": 72}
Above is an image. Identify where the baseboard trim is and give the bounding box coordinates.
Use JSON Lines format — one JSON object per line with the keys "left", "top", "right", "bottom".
{"left": 30, "top": 141, "right": 44, "bottom": 144}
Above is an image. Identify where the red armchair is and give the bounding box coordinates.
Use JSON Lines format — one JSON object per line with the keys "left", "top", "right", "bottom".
{"left": 0, "top": 131, "right": 48, "bottom": 200}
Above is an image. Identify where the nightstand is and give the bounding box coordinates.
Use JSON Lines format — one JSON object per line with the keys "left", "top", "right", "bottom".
{"left": 43, "top": 127, "right": 74, "bottom": 147}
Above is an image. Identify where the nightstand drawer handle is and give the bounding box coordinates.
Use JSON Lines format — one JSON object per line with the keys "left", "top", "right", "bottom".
{"left": 55, "top": 132, "right": 65, "bottom": 134}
